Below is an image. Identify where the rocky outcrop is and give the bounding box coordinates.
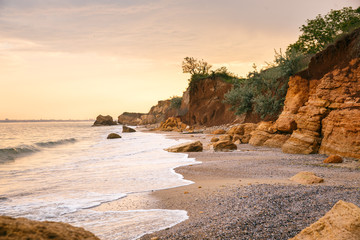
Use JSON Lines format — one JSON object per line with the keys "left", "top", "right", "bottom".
{"left": 0, "top": 216, "right": 100, "bottom": 240}
{"left": 181, "top": 78, "right": 239, "bottom": 126}
{"left": 249, "top": 28, "right": 360, "bottom": 159}
{"left": 107, "top": 133, "right": 121, "bottom": 139}
{"left": 249, "top": 122, "right": 290, "bottom": 147}
{"left": 158, "top": 117, "right": 188, "bottom": 132}
{"left": 226, "top": 123, "right": 258, "bottom": 144}
{"left": 290, "top": 200, "right": 360, "bottom": 240}
{"left": 118, "top": 112, "right": 145, "bottom": 125}
{"left": 122, "top": 126, "right": 136, "bottom": 133}
{"left": 290, "top": 172, "right": 324, "bottom": 185}
{"left": 93, "top": 115, "right": 117, "bottom": 126}
{"left": 165, "top": 141, "right": 203, "bottom": 152}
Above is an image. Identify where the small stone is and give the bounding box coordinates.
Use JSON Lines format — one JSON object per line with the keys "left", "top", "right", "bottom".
{"left": 210, "top": 137, "right": 219, "bottom": 142}
{"left": 107, "top": 133, "right": 121, "bottom": 139}
{"left": 151, "top": 237, "right": 160, "bottom": 240}
{"left": 184, "top": 191, "right": 189, "bottom": 194}
{"left": 323, "top": 155, "right": 343, "bottom": 163}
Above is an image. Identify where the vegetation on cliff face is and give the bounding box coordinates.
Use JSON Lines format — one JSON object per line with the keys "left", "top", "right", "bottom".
{"left": 224, "top": 50, "right": 309, "bottom": 118}
{"left": 170, "top": 96, "right": 182, "bottom": 109}
{"left": 224, "top": 6, "right": 359, "bottom": 119}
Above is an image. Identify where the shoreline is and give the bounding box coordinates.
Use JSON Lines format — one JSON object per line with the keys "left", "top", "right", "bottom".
{"left": 94, "top": 128, "right": 360, "bottom": 239}
{"left": 139, "top": 130, "right": 360, "bottom": 239}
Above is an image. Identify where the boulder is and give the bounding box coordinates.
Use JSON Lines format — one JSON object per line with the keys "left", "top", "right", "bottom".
{"left": 213, "top": 140, "right": 237, "bottom": 152}
{"left": 165, "top": 141, "right": 203, "bottom": 152}
{"left": 118, "top": 112, "right": 145, "bottom": 125}
{"left": 289, "top": 200, "right": 360, "bottom": 240}
{"left": 323, "top": 155, "right": 343, "bottom": 164}
{"left": 93, "top": 115, "right": 117, "bottom": 126}
{"left": 122, "top": 126, "right": 136, "bottom": 133}
{"left": 212, "top": 129, "right": 226, "bottom": 135}
{"left": 107, "top": 133, "right": 121, "bottom": 139}
{"left": 290, "top": 171, "right": 324, "bottom": 185}
{"left": 210, "top": 137, "right": 219, "bottom": 143}
{"left": 218, "top": 134, "right": 232, "bottom": 141}
{"left": 0, "top": 216, "right": 100, "bottom": 240}
{"left": 319, "top": 108, "right": 360, "bottom": 159}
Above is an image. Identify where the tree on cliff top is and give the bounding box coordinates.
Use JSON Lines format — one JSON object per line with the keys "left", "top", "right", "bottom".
{"left": 182, "top": 57, "right": 212, "bottom": 75}
{"left": 288, "top": 6, "right": 360, "bottom": 54}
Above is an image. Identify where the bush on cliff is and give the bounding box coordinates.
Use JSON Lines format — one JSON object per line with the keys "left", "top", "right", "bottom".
{"left": 170, "top": 96, "right": 182, "bottom": 109}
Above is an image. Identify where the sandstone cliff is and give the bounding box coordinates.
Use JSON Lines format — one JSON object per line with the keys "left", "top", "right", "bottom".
{"left": 250, "top": 27, "right": 360, "bottom": 159}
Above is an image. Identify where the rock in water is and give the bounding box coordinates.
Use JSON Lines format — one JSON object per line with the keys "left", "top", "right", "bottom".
{"left": 213, "top": 140, "right": 237, "bottom": 152}
{"left": 107, "top": 133, "right": 121, "bottom": 139}
{"left": 0, "top": 216, "right": 100, "bottom": 240}
{"left": 323, "top": 155, "right": 343, "bottom": 163}
{"left": 93, "top": 115, "right": 117, "bottom": 126}
{"left": 290, "top": 200, "right": 360, "bottom": 240}
{"left": 122, "top": 126, "right": 136, "bottom": 133}
{"left": 290, "top": 171, "right": 324, "bottom": 184}
{"left": 165, "top": 141, "right": 203, "bottom": 152}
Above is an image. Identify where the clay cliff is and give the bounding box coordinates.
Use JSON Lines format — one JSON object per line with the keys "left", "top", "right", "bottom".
{"left": 180, "top": 77, "right": 238, "bottom": 126}
{"left": 250, "top": 27, "right": 360, "bottom": 159}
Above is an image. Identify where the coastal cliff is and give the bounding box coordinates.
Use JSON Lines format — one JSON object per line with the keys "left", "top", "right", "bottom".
{"left": 180, "top": 77, "right": 238, "bottom": 126}
{"left": 250, "top": 27, "right": 360, "bottom": 159}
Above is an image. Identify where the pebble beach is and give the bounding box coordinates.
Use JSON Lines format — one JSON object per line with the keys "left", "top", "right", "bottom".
{"left": 138, "top": 131, "right": 360, "bottom": 239}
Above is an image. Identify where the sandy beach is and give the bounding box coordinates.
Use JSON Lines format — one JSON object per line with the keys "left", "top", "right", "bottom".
{"left": 94, "top": 130, "right": 360, "bottom": 239}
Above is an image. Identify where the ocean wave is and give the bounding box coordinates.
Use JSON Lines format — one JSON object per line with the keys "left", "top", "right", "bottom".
{"left": 0, "top": 138, "right": 77, "bottom": 162}
{"left": 35, "top": 138, "right": 76, "bottom": 147}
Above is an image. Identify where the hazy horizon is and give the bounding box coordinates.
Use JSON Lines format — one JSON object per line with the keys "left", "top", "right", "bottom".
{"left": 1, "top": 0, "right": 358, "bottom": 120}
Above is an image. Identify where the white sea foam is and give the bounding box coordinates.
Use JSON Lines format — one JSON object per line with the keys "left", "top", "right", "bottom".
{"left": 0, "top": 122, "right": 199, "bottom": 239}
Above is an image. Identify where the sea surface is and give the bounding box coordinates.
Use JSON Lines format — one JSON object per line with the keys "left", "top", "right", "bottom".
{"left": 0, "top": 121, "right": 198, "bottom": 239}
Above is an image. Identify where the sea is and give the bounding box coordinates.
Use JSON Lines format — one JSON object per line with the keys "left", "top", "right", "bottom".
{"left": 0, "top": 121, "right": 198, "bottom": 239}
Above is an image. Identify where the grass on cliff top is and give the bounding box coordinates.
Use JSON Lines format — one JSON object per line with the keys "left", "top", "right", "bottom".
{"left": 189, "top": 70, "right": 241, "bottom": 92}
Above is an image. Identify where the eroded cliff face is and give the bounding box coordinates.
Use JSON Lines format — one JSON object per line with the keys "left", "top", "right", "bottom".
{"left": 140, "top": 100, "right": 178, "bottom": 125}
{"left": 180, "top": 78, "right": 238, "bottom": 127}
{"left": 252, "top": 28, "right": 360, "bottom": 159}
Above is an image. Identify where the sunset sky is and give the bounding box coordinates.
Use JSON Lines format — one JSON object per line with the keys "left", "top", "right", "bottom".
{"left": 1, "top": 0, "right": 358, "bottom": 120}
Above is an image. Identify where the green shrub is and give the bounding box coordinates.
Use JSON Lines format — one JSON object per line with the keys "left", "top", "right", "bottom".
{"left": 224, "top": 50, "right": 308, "bottom": 119}
{"left": 170, "top": 96, "right": 182, "bottom": 109}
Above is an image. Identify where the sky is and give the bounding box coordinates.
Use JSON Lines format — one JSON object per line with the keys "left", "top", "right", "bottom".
{"left": 1, "top": 0, "right": 359, "bottom": 120}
